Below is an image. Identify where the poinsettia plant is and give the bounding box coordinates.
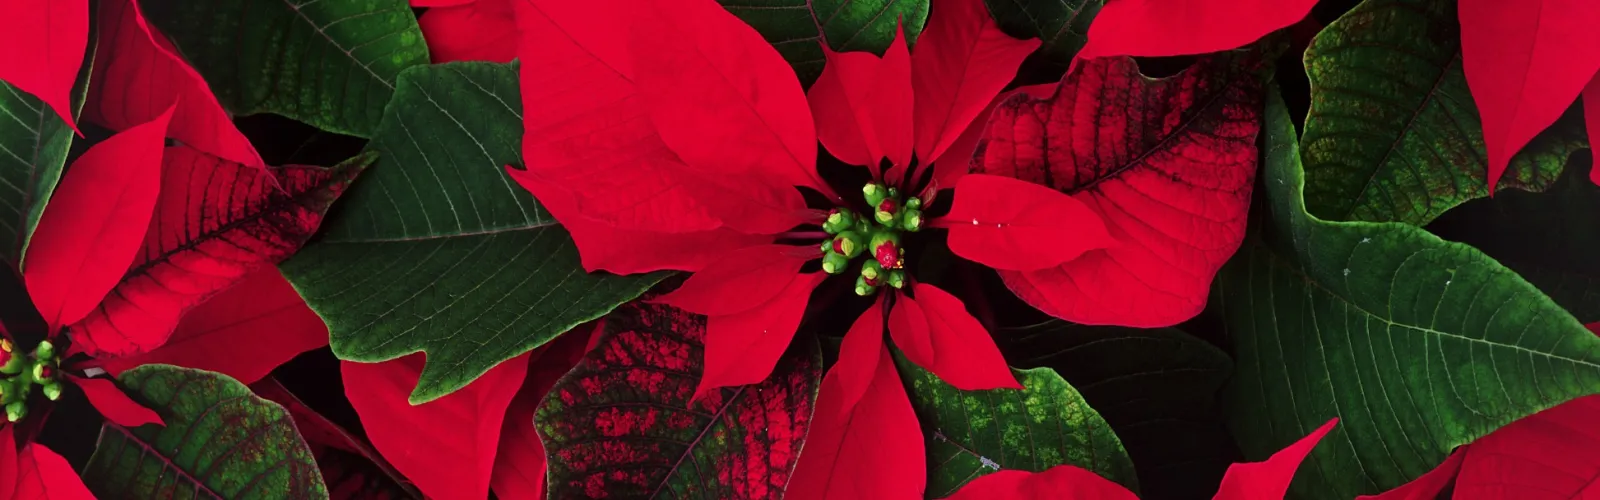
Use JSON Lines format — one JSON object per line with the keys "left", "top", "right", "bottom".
{"left": 0, "top": 0, "right": 1597, "bottom": 497}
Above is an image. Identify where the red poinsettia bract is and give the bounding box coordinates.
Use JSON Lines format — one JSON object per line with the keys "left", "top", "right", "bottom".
{"left": 411, "top": 0, "right": 516, "bottom": 63}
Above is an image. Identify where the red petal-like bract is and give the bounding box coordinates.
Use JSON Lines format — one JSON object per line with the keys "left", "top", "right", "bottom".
{"left": 1078, "top": 0, "right": 1315, "bottom": 59}
{"left": 491, "top": 327, "right": 593, "bottom": 499}
{"left": 910, "top": 284, "right": 1020, "bottom": 390}
{"left": 68, "top": 376, "right": 163, "bottom": 428}
{"left": 14, "top": 444, "right": 95, "bottom": 500}
{"left": 1586, "top": 76, "right": 1600, "bottom": 186}
{"left": 0, "top": 0, "right": 85, "bottom": 132}
{"left": 831, "top": 296, "right": 886, "bottom": 414}
{"left": 888, "top": 292, "right": 935, "bottom": 368}
{"left": 1355, "top": 449, "right": 1464, "bottom": 500}
{"left": 1212, "top": 418, "right": 1337, "bottom": 500}
{"left": 344, "top": 352, "right": 530, "bottom": 500}
{"left": 787, "top": 343, "right": 923, "bottom": 500}
{"left": 943, "top": 174, "right": 1114, "bottom": 271}
{"left": 654, "top": 245, "right": 816, "bottom": 316}
{"left": 419, "top": 0, "right": 516, "bottom": 63}
{"left": 973, "top": 48, "right": 1266, "bottom": 327}
{"left": 253, "top": 378, "right": 420, "bottom": 500}
{"left": 0, "top": 427, "right": 16, "bottom": 495}
{"left": 940, "top": 466, "right": 1138, "bottom": 500}
{"left": 99, "top": 268, "right": 329, "bottom": 385}
{"left": 71, "top": 147, "right": 364, "bottom": 358}
{"left": 911, "top": 0, "right": 1040, "bottom": 164}
{"left": 809, "top": 26, "right": 914, "bottom": 171}
{"left": 1453, "top": 395, "right": 1600, "bottom": 498}
{"left": 698, "top": 273, "right": 823, "bottom": 398}
{"left": 86, "top": 0, "right": 263, "bottom": 168}
{"left": 538, "top": 301, "right": 820, "bottom": 499}
{"left": 1459, "top": 0, "right": 1600, "bottom": 192}
{"left": 23, "top": 107, "right": 172, "bottom": 331}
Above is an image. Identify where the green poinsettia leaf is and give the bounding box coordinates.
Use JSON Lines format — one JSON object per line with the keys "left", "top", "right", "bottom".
{"left": 1428, "top": 160, "right": 1600, "bottom": 323}
{"left": 0, "top": 38, "right": 93, "bottom": 264}
{"left": 983, "top": 0, "right": 1101, "bottom": 68}
{"left": 895, "top": 351, "right": 1137, "bottom": 497}
{"left": 537, "top": 301, "right": 822, "bottom": 498}
{"left": 281, "top": 62, "right": 662, "bottom": 404}
{"left": 82, "top": 365, "right": 326, "bottom": 499}
{"left": 138, "top": 0, "right": 429, "bottom": 137}
{"left": 1300, "top": 0, "right": 1586, "bottom": 225}
{"left": 998, "top": 321, "right": 1236, "bottom": 500}
{"left": 720, "top": 0, "right": 928, "bottom": 86}
{"left": 1217, "top": 88, "right": 1600, "bottom": 498}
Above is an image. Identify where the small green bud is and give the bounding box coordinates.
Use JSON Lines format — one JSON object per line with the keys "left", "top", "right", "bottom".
{"left": 906, "top": 197, "right": 923, "bottom": 210}
{"left": 874, "top": 199, "right": 899, "bottom": 225}
{"left": 861, "top": 260, "right": 883, "bottom": 281}
{"left": 869, "top": 233, "right": 903, "bottom": 269}
{"left": 0, "top": 350, "right": 23, "bottom": 375}
{"left": 822, "top": 251, "right": 850, "bottom": 275}
{"left": 833, "top": 231, "right": 864, "bottom": 258}
{"left": 823, "top": 209, "right": 856, "bottom": 234}
{"left": 33, "top": 340, "right": 53, "bottom": 360}
{"left": 6, "top": 401, "right": 25, "bottom": 423}
{"left": 901, "top": 209, "right": 923, "bottom": 232}
{"left": 854, "top": 275, "right": 876, "bottom": 296}
{"left": 887, "top": 187, "right": 900, "bottom": 198}
{"left": 41, "top": 382, "right": 60, "bottom": 401}
{"left": 863, "top": 183, "right": 889, "bottom": 207}
{"left": 31, "top": 362, "right": 43, "bottom": 380}
{"left": 886, "top": 270, "right": 907, "bottom": 289}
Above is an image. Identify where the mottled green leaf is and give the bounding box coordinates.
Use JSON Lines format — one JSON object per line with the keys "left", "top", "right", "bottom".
{"left": 139, "top": 0, "right": 430, "bottom": 137}
{"left": 83, "top": 365, "right": 326, "bottom": 499}
{"left": 1300, "top": 0, "right": 1586, "bottom": 225}
{"left": 1216, "top": 88, "right": 1600, "bottom": 498}
{"left": 895, "top": 352, "right": 1136, "bottom": 497}
{"left": 984, "top": 0, "right": 1101, "bottom": 68}
{"left": 999, "top": 321, "right": 1236, "bottom": 500}
{"left": 282, "top": 62, "right": 661, "bottom": 404}
{"left": 719, "top": 0, "right": 928, "bottom": 86}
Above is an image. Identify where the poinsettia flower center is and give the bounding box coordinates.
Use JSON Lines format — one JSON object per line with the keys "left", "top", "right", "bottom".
{"left": 0, "top": 339, "right": 63, "bottom": 422}
{"left": 819, "top": 182, "right": 924, "bottom": 297}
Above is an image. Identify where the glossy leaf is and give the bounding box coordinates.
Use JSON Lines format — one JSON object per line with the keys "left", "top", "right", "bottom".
{"left": 983, "top": 0, "right": 1103, "bottom": 67}
{"left": 1216, "top": 89, "right": 1600, "bottom": 498}
{"left": 895, "top": 353, "right": 1138, "bottom": 497}
{"left": 998, "top": 321, "right": 1237, "bottom": 500}
{"left": 1301, "top": 0, "right": 1588, "bottom": 225}
{"left": 718, "top": 0, "right": 929, "bottom": 86}
{"left": 0, "top": 0, "right": 86, "bottom": 132}
{"left": 82, "top": 365, "right": 326, "bottom": 499}
{"left": 944, "top": 174, "right": 1113, "bottom": 271}
{"left": 15, "top": 444, "right": 96, "bottom": 500}
{"left": 973, "top": 47, "right": 1269, "bottom": 327}
{"left": 537, "top": 301, "right": 821, "bottom": 499}
{"left": 24, "top": 107, "right": 172, "bottom": 331}
{"left": 0, "top": 53, "right": 88, "bottom": 263}
{"left": 137, "top": 0, "right": 430, "bottom": 137}
{"left": 70, "top": 147, "right": 367, "bottom": 358}
{"left": 281, "top": 62, "right": 662, "bottom": 403}
{"left": 1458, "top": 0, "right": 1600, "bottom": 192}
{"left": 100, "top": 267, "right": 330, "bottom": 385}
{"left": 1077, "top": 0, "right": 1313, "bottom": 58}
{"left": 344, "top": 353, "right": 528, "bottom": 500}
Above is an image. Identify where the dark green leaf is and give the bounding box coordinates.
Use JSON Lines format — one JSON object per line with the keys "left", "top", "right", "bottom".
{"left": 139, "top": 0, "right": 429, "bottom": 137}
{"left": 0, "top": 36, "right": 93, "bottom": 263}
{"left": 281, "top": 62, "right": 662, "bottom": 403}
{"left": 720, "top": 0, "right": 929, "bottom": 86}
{"left": 1300, "top": 0, "right": 1585, "bottom": 225}
{"left": 537, "top": 301, "right": 822, "bottom": 499}
{"left": 998, "top": 321, "right": 1237, "bottom": 500}
{"left": 1216, "top": 88, "right": 1600, "bottom": 498}
{"left": 984, "top": 0, "right": 1102, "bottom": 68}
{"left": 895, "top": 351, "right": 1137, "bottom": 497}
{"left": 82, "top": 365, "right": 326, "bottom": 499}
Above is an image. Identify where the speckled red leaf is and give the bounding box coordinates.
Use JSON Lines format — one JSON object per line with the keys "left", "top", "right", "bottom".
{"left": 1212, "top": 418, "right": 1337, "bottom": 499}
{"left": 1078, "top": 0, "right": 1314, "bottom": 58}
{"left": 939, "top": 466, "right": 1137, "bottom": 500}
{"left": 70, "top": 147, "right": 368, "bottom": 358}
{"left": 85, "top": 0, "right": 262, "bottom": 168}
{"left": 787, "top": 342, "right": 923, "bottom": 500}
{"left": 1355, "top": 449, "right": 1463, "bottom": 500}
{"left": 1459, "top": 0, "right": 1600, "bottom": 192}
{"left": 99, "top": 267, "right": 328, "bottom": 385}
{"left": 13, "top": 444, "right": 94, "bottom": 500}
{"left": 0, "top": 0, "right": 86, "bottom": 133}
{"left": 537, "top": 301, "right": 821, "bottom": 499}
{"left": 252, "top": 378, "right": 422, "bottom": 500}
{"left": 492, "top": 325, "right": 595, "bottom": 499}
{"left": 418, "top": 0, "right": 516, "bottom": 63}
{"left": 972, "top": 48, "right": 1268, "bottom": 327}
{"left": 345, "top": 352, "right": 530, "bottom": 500}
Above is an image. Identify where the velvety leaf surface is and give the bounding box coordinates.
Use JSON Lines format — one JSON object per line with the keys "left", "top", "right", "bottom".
{"left": 282, "top": 62, "right": 662, "bottom": 403}
{"left": 1301, "top": 0, "right": 1587, "bottom": 225}
{"left": 983, "top": 0, "right": 1102, "bottom": 67}
{"left": 0, "top": 57, "right": 87, "bottom": 263}
{"left": 71, "top": 147, "right": 368, "bottom": 358}
{"left": 137, "top": 0, "right": 430, "bottom": 137}
{"left": 895, "top": 353, "right": 1137, "bottom": 497}
{"left": 997, "top": 321, "right": 1237, "bottom": 500}
{"left": 1216, "top": 89, "right": 1600, "bottom": 498}
{"left": 718, "top": 0, "right": 928, "bottom": 86}
{"left": 972, "top": 46, "right": 1269, "bottom": 327}
{"left": 83, "top": 365, "right": 326, "bottom": 499}
{"left": 537, "top": 301, "right": 821, "bottom": 499}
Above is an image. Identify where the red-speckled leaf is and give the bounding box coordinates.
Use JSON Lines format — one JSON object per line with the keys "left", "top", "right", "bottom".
{"left": 939, "top": 466, "right": 1138, "bottom": 500}
{"left": 0, "top": 0, "right": 86, "bottom": 133}
{"left": 418, "top": 0, "right": 515, "bottom": 63}
{"left": 1459, "top": 0, "right": 1600, "bottom": 192}
{"left": 492, "top": 325, "right": 594, "bottom": 499}
{"left": 1078, "top": 0, "right": 1314, "bottom": 58}
{"left": 344, "top": 352, "right": 529, "bottom": 500}
{"left": 943, "top": 174, "right": 1114, "bottom": 271}
{"left": 85, "top": 0, "right": 262, "bottom": 168}
{"left": 100, "top": 267, "right": 328, "bottom": 385}
{"left": 972, "top": 47, "right": 1269, "bottom": 327}
{"left": 1212, "top": 418, "right": 1337, "bottom": 500}
{"left": 537, "top": 301, "right": 821, "bottom": 499}
{"left": 252, "top": 378, "right": 422, "bottom": 500}
{"left": 71, "top": 147, "right": 370, "bottom": 358}
{"left": 787, "top": 342, "right": 923, "bottom": 500}
{"left": 1355, "top": 450, "right": 1463, "bottom": 500}
{"left": 1453, "top": 395, "right": 1600, "bottom": 498}
{"left": 15, "top": 444, "right": 94, "bottom": 500}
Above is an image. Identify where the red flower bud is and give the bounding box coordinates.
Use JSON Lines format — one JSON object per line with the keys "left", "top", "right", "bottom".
{"left": 877, "top": 199, "right": 897, "bottom": 214}
{"left": 875, "top": 240, "right": 899, "bottom": 269}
